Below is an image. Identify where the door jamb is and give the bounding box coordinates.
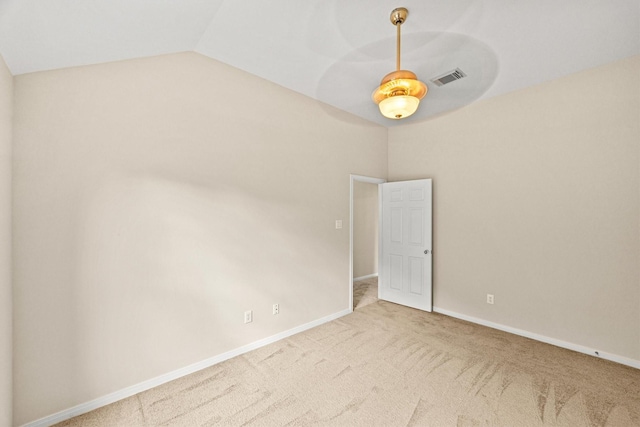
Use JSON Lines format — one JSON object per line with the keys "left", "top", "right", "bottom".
{"left": 349, "top": 174, "right": 386, "bottom": 312}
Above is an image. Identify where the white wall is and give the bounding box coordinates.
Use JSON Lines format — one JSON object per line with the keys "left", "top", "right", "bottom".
{"left": 353, "top": 181, "right": 378, "bottom": 279}
{"left": 389, "top": 55, "right": 640, "bottom": 362}
{"left": 0, "top": 54, "right": 13, "bottom": 427}
{"left": 12, "top": 52, "right": 387, "bottom": 425}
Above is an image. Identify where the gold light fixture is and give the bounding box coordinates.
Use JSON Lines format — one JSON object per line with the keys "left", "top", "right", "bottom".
{"left": 372, "top": 7, "right": 427, "bottom": 120}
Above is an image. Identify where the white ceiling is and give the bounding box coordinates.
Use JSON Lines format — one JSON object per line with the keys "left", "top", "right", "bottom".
{"left": 1, "top": 0, "right": 638, "bottom": 126}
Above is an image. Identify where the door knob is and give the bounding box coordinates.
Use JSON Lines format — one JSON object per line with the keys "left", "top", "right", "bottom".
{"left": 424, "top": 250, "right": 429, "bottom": 254}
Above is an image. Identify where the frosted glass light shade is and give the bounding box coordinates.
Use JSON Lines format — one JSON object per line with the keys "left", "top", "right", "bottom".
{"left": 378, "top": 95, "right": 420, "bottom": 119}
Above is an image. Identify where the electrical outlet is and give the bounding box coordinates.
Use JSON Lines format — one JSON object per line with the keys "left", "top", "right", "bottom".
{"left": 244, "top": 310, "right": 252, "bottom": 323}
{"left": 487, "top": 294, "right": 494, "bottom": 305}
{"left": 335, "top": 220, "right": 342, "bottom": 229}
{"left": 273, "top": 303, "right": 279, "bottom": 315}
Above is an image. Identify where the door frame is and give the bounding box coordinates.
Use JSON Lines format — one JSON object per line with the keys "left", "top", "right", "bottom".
{"left": 349, "top": 174, "right": 386, "bottom": 312}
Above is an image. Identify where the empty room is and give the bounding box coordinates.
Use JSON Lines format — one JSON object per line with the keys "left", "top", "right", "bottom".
{"left": 0, "top": 1, "right": 639, "bottom": 426}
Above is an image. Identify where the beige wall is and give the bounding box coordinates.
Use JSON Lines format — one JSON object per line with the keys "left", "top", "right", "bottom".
{"left": 353, "top": 181, "right": 378, "bottom": 278}
{"left": 13, "top": 52, "right": 387, "bottom": 424}
{"left": 0, "top": 55, "right": 12, "bottom": 427}
{"left": 389, "top": 55, "right": 640, "bottom": 361}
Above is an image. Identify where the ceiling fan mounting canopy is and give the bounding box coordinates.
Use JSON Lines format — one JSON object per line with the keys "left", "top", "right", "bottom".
{"left": 390, "top": 7, "right": 408, "bottom": 26}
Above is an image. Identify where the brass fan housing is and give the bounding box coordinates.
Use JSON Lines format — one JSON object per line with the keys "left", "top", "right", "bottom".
{"left": 372, "top": 70, "right": 428, "bottom": 104}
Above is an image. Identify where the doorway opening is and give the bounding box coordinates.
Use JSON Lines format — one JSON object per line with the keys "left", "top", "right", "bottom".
{"left": 349, "top": 174, "right": 386, "bottom": 311}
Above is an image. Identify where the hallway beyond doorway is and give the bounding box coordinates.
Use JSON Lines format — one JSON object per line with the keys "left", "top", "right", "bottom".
{"left": 353, "top": 277, "right": 378, "bottom": 310}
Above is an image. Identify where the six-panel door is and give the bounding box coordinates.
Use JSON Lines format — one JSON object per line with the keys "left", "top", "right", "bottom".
{"left": 380, "top": 179, "right": 432, "bottom": 312}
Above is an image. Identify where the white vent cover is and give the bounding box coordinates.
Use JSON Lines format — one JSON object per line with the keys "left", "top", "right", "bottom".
{"left": 431, "top": 68, "right": 467, "bottom": 86}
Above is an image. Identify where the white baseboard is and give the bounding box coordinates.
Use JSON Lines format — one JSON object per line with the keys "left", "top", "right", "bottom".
{"left": 432, "top": 306, "right": 640, "bottom": 370}
{"left": 353, "top": 273, "right": 378, "bottom": 281}
{"left": 23, "top": 308, "right": 352, "bottom": 427}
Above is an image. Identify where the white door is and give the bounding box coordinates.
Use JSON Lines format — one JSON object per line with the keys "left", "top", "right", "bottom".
{"left": 379, "top": 179, "right": 432, "bottom": 311}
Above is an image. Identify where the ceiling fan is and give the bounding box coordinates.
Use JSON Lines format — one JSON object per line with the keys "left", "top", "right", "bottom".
{"left": 372, "top": 7, "right": 427, "bottom": 120}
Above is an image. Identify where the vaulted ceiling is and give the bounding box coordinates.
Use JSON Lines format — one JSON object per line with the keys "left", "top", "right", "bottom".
{"left": 0, "top": 0, "right": 638, "bottom": 126}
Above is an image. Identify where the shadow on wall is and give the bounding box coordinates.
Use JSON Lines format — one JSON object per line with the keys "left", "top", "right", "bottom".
{"left": 68, "top": 171, "right": 343, "bottom": 397}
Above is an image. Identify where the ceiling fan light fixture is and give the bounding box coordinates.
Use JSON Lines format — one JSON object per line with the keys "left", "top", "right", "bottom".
{"left": 379, "top": 95, "right": 420, "bottom": 119}
{"left": 372, "top": 8, "right": 428, "bottom": 120}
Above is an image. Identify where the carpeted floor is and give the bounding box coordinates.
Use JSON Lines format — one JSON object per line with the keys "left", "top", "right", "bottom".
{"left": 353, "top": 277, "right": 378, "bottom": 310}
{"left": 56, "top": 281, "right": 640, "bottom": 426}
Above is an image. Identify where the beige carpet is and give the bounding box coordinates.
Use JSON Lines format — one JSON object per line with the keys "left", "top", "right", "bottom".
{"left": 56, "top": 290, "right": 640, "bottom": 426}
{"left": 353, "top": 277, "right": 378, "bottom": 310}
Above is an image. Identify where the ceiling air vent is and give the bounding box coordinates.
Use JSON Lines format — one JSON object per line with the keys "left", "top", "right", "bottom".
{"left": 431, "top": 68, "right": 467, "bottom": 86}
